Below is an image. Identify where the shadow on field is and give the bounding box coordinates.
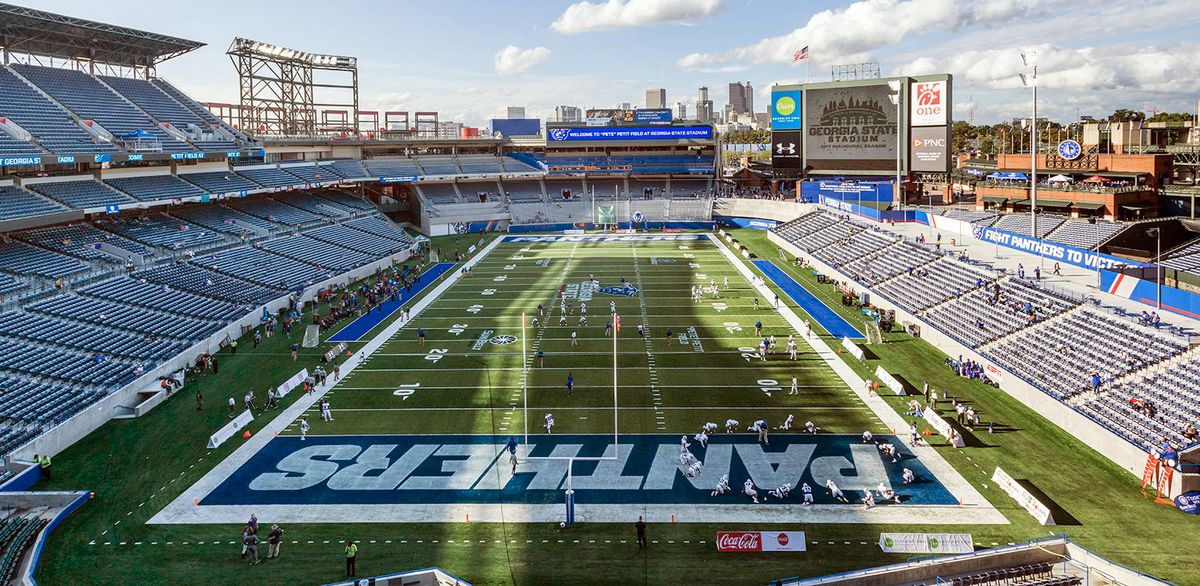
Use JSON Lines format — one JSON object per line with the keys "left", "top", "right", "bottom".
{"left": 1016, "top": 478, "right": 1080, "bottom": 526}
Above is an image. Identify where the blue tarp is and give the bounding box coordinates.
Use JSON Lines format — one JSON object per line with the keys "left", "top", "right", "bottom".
{"left": 326, "top": 263, "right": 455, "bottom": 342}
{"left": 751, "top": 260, "right": 865, "bottom": 339}
{"left": 121, "top": 129, "right": 156, "bottom": 139}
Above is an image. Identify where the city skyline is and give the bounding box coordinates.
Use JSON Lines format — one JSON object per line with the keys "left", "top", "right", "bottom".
{"left": 17, "top": 0, "right": 1200, "bottom": 128}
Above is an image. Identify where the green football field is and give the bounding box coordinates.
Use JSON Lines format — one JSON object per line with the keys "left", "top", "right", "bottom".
{"left": 292, "top": 237, "right": 881, "bottom": 440}
{"left": 31, "top": 230, "right": 1200, "bottom": 585}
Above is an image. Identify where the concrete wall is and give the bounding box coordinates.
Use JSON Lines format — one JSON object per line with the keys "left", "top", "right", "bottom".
{"left": 10, "top": 248, "right": 414, "bottom": 462}
{"left": 768, "top": 231, "right": 1179, "bottom": 495}
{"left": 712, "top": 198, "right": 808, "bottom": 223}
{"left": 790, "top": 541, "right": 1067, "bottom": 586}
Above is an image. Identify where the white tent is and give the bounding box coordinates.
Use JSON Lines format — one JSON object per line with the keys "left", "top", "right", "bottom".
{"left": 1046, "top": 174, "right": 1072, "bottom": 183}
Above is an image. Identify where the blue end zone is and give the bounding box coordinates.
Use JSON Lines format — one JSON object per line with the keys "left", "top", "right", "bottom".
{"left": 200, "top": 434, "right": 954, "bottom": 507}
{"left": 326, "top": 262, "right": 455, "bottom": 342}
{"left": 751, "top": 260, "right": 865, "bottom": 339}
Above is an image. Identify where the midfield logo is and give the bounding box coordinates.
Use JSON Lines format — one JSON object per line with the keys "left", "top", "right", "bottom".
{"left": 199, "top": 434, "right": 955, "bottom": 507}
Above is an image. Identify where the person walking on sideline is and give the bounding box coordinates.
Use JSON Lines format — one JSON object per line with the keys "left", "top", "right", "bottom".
{"left": 344, "top": 540, "right": 358, "bottom": 577}
{"left": 507, "top": 437, "right": 519, "bottom": 473}
{"left": 635, "top": 516, "right": 647, "bottom": 549}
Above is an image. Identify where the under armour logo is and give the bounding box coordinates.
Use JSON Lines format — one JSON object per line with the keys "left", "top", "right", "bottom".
{"left": 775, "top": 142, "right": 796, "bottom": 155}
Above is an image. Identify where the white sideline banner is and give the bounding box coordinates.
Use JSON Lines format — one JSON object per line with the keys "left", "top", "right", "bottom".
{"left": 922, "top": 407, "right": 965, "bottom": 448}
{"left": 874, "top": 366, "right": 905, "bottom": 395}
{"left": 842, "top": 337, "right": 865, "bottom": 360}
{"left": 879, "top": 533, "right": 973, "bottom": 554}
{"left": 207, "top": 409, "right": 254, "bottom": 449}
{"left": 277, "top": 368, "right": 310, "bottom": 398}
{"left": 992, "top": 467, "right": 1055, "bottom": 525}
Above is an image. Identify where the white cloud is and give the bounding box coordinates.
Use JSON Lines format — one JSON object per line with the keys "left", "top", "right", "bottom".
{"left": 493, "top": 45, "right": 552, "bottom": 76}
{"left": 677, "top": 0, "right": 1043, "bottom": 70}
{"left": 552, "top": 0, "right": 721, "bottom": 34}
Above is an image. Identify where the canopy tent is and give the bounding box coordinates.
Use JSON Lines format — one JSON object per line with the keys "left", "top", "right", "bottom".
{"left": 1033, "top": 199, "right": 1073, "bottom": 209}
{"left": 981, "top": 195, "right": 1009, "bottom": 204}
{"left": 1046, "top": 174, "right": 1072, "bottom": 183}
{"left": 121, "top": 129, "right": 156, "bottom": 139}
{"left": 1073, "top": 201, "right": 1107, "bottom": 210}
{"left": 1082, "top": 175, "right": 1108, "bottom": 183}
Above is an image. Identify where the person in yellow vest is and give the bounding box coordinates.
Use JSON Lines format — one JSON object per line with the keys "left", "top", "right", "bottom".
{"left": 37, "top": 454, "right": 51, "bottom": 480}
{"left": 344, "top": 540, "right": 358, "bottom": 577}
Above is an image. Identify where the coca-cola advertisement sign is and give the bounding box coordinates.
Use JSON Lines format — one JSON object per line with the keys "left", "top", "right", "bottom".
{"left": 717, "top": 531, "right": 806, "bottom": 552}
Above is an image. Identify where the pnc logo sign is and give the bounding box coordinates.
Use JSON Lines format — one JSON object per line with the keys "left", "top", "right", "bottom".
{"left": 913, "top": 138, "right": 946, "bottom": 148}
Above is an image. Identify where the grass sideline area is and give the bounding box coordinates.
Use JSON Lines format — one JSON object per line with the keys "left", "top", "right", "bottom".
{"left": 30, "top": 229, "right": 1197, "bottom": 585}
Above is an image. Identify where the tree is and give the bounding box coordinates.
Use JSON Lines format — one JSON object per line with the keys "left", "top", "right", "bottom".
{"left": 979, "top": 136, "right": 996, "bottom": 157}
{"left": 951, "top": 120, "right": 976, "bottom": 153}
{"left": 1108, "top": 109, "right": 1145, "bottom": 123}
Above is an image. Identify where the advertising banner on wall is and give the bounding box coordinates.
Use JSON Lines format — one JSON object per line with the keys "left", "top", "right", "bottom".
{"left": 878, "top": 533, "right": 973, "bottom": 554}
{"left": 771, "top": 131, "right": 803, "bottom": 169}
{"left": 805, "top": 84, "right": 898, "bottom": 171}
{"left": 717, "top": 531, "right": 806, "bottom": 552}
{"left": 910, "top": 126, "right": 948, "bottom": 172}
{"left": 547, "top": 126, "right": 712, "bottom": 142}
{"left": 771, "top": 89, "right": 802, "bottom": 130}
{"left": 584, "top": 108, "right": 673, "bottom": 125}
{"left": 910, "top": 80, "right": 947, "bottom": 126}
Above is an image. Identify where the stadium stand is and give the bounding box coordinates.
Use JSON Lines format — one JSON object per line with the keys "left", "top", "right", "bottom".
{"left": 415, "top": 157, "right": 460, "bottom": 175}
{"left": 98, "top": 75, "right": 238, "bottom": 150}
{"left": 135, "top": 262, "right": 278, "bottom": 305}
{"left": 26, "top": 179, "right": 134, "bottom": 209}
{"left": 170, "top": 204, "right": 278, "bottom": 236}
{"left": 316, "top": 191, "right": 375, "bottom": 212}
{"left": 306, "top": 224, "right": 410, "bottom": 256}
{"left": 941, "top": 209, "right": 998, "bottom": 225}
{"left": 227, "top": 198, "right": 323, "bottom": 226}
{"left": 0, "top": 185, "right": 67, "bottom": 221}
{"left": 275, "top": 193, "right": 351, "bottom": 217}
{"left": 14, "top": 224, "right": 150, "bottom": 262}
{"left": 1044, "top": 219, "right": 1125, "bottom": 249}
{"left": 280, "top": 164, "right": 339, "bottom": 185}
{"left": 104, "top": 174, "right": 204, "bottom": 203}
{"left": 319, "top": 160, "right": 369, "bottom": 180}
{"left": 774, "top": 207, "right": 1199, "bottom": 459}
{"left": 502, "top": 154, "right": 544, "bottom": 173}
{"left": 235, "top": 166, "right": 305, "bottom": 189}
{"left": 0, "top": 241, "right": 90, "bottom": 280}
{"left": 194, "top": 246, "right": 326, "bottom": 290}
{"left": 26, "top": 294, "right": 221, "bottom": 341}
{"left": 13, "top": 64, "right": 192, "bottom": 152}
{"left": 150, "top": 78, "right": 249, "bottom": 146}
{"left": 0, "top": 310, "right": 185, "bottom": 360}
{"left": 417, "top": 183, "right": 460, "bottom": 204}
{"left": 259, "top": 234, "right": 373, "bottom": 272}
{"left": 0, "top": 516, "right": 47, "bottom": 584}
{"left": 79, "top": 277, "right": 244, "bottom": 320}
{"left": 177, "top": 171, "right": 259, "bottom": 195}
{"left": 342, "top": 215, "right": 415, "bottom": 244}
{"left": 363, "top": 158, "right": 420, "bottom": 177}
{"left": 98, "top": 214, "right": 226, "bottom": 253}
{"left": 989, "top": 213, "right": 1065, "bottom": 238}
{"left": 0, "top": 66, "right": 115, "bottom": 155}
{"left": 501, "top": 181, "right": 546, "bottom": 202}
{"left": 456, "top": 155, "right": 503, "bottom": 174}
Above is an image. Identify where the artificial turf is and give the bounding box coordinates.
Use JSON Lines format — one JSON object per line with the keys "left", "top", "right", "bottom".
{"left": 31, "top": 229, "right": 1200, "bottom": 585}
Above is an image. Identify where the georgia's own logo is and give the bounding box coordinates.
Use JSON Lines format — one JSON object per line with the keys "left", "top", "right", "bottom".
{"left": 775, "top": 142, "right": 796, "bottom": 155}
{"left": 775, "top": 96, "right": 796, "bottom": 116}
{"left": 916, "top": 82, "right": 941, "bottom": 106}
{"left": 490, "top": 335, "right": 516, "bottom": 345}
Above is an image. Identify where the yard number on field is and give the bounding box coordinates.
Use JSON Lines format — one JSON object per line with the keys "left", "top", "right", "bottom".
{"left": 757, "top": 379, "right": 782, "bottom": 398}
{"left": 448, "top": 323, "right": 468, "bottom": 335}
{"left": 424, "top": 349, "right": 448, "bottom": 363}
{"left": 467, "top": 304, "right": 484, "bottom": 313}
{"left": 393, "top": 383, "right": 420, "bottom": 400}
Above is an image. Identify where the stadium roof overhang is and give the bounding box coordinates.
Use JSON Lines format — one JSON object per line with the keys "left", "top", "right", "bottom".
{"left": 1073, "top": 201, "right": 1106, "bottom": 210}
{"left": 0, "top": 3, "right": 203, "bottom": 68}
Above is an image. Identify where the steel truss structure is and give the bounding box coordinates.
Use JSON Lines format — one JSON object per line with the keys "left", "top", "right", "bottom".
{"left": 228, "top": 37, "right": 358, "bottom": 137}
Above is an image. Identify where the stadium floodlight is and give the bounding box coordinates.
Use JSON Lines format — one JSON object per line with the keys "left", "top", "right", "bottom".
{"left": 888, "top": 81, "right": 903, "bottom": 214}
{"left": 1020, "top": 51, "right": 1039, "bottom": 260}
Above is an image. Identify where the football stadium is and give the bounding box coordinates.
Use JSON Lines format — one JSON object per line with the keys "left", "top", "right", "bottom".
{"left": 0, "top": 2, "right": 1198, "bottom": 585}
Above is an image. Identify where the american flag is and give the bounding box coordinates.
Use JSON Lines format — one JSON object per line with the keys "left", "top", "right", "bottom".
{"left": 792, "top": 46, "right": 809, "bottom": 62}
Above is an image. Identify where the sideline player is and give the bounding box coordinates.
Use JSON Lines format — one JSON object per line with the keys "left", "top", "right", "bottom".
{"left": 801, "top": 482, "right": 814, "bottom": 505}
{"left": 743, "top": 479, "right": 760, "bottom": 504}
{"left": 725, "top": 418, "right": 739, "bottom": 434}
{"left": 544, "top": 413, "right": 555, "bottom": 433}
{"left": 299, "top": 418, "right": 309, "bottom": 441}
{"left": 777, "top": 414, "right": 794, "bottom": 431}
{"left": 788, "top": 337, "right": 798, "bottom": 360}
{"left": 790, "top": 376, "right": 798, "bottom": 395}
{"left": 694, "top": 428, "right": 709, "bottom": 448}
{"left": 826, "top": 479, "right": 849, "bottom": 503}
{"left": 711, "top": 474, "right": 730, "bottom": 496}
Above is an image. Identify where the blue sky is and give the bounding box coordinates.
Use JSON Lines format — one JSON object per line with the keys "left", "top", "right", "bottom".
{"left": 25, "top": 0, "right": 1200, "bottom": 127}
